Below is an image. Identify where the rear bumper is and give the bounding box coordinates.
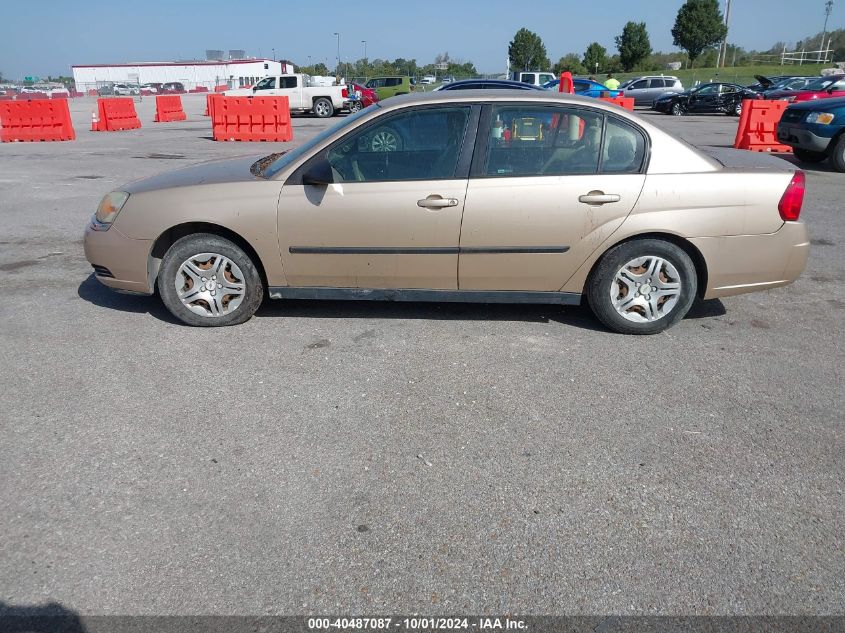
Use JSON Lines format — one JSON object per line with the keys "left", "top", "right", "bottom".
{"left": 83, "top": 221, "right": 154, "bottom": 294}
{"left": 776, "top": 122, "right": 838, "bottom": 153}
{"left": 689, "top": 222, "right": 809, "bottom": 299}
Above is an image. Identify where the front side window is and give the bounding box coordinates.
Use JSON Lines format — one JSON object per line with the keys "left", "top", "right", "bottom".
{"left": 326, "top": 106, "right": 471, "bottom": 182}
{"left": 632, "top": 80, "right": 649, "bottom": 90}
{"left": 254, "top": 77, "right": 276, "bottom": 90}
{"left": 695, "top": 84, "right": 718, "bottom": 95}
{"left": 484, "top": 105, "right": 604, "bottom": 176}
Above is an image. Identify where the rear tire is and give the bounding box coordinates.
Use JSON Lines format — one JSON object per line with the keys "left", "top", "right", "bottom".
{"left": 794, "top": 147, "right": 827, "bottom": 164}
{"left": 158, "top": 233, "right": 263, "bottom": 327}
{"left": 829, "top": 135, "right": 845, "bottom": 172}
{"left": 730, "top": 101, "right": 742, "bottom": 116}
{"left": 587, "top": 239, "right": 698, "bottom": 335}
{"left": 313, "top": 97, "right": 334, "bottom": 118}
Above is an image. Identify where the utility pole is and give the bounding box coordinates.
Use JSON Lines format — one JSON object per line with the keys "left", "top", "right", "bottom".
{"left": 822, "top": 1, "right": 834, "bottom": 63}
{"left": 333, "top": 32, "right": 341, "bottom": 80}
{"left": 717, "top": 0, "right": 732, "bottom": 68}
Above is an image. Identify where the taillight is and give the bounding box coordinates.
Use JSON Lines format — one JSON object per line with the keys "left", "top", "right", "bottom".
{"left": 778, "top": 170, "right": 805, "bottom": 221}
{"left": 341, "top": 87, "right": 348, "bottom": 98}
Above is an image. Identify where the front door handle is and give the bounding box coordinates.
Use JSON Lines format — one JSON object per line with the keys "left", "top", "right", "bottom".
{"left": 417, "top": 196, "right": 459, "bottom": 209}
{"left": 579, "top": 191, "right": 621, "bottom": 205}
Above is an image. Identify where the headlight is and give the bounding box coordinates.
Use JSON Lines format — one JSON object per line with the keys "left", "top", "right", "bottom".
{"left": 806, "top": 111, "right": 835, "bottom": 125}
{"left": 94, "top": 191, "right": 129, "bottom": 227}
{"left": 784, "top": 96, "right": 797, "bottom": 102}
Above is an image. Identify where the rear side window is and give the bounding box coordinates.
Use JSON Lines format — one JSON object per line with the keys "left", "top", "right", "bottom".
{"left": 521, "top": 74, "right": 536, "bottom": 84}
{"left": 280, "top": 76, "right": 297, "bottom": 89}
{"left": 386, "top": 78, "right": 400, "bottom": 87}
{"left": 602, "top": 117, "right": 646, "bottom": 174}
{"left": 647, "top": 79, "right": 665, "bottom": 88}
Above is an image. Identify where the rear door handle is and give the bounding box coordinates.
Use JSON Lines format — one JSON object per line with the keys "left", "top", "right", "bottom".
{"left": 417, "top": 197, "right": 459, "bottom": 209}
{"left": 579, "top": 192, "right": 621, "bottom": 205}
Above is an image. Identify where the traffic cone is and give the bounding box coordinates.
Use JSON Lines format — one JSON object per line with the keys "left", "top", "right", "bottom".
{"left": 90, "top": 110, "right": 101, "bottom": 131}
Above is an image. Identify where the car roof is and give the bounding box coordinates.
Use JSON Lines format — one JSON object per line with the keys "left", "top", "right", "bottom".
{"left": 377, "top": 89, "right": 638, "bottom": 113}
{"left": 441, "top": 79, "right": 544, "bottom": 90}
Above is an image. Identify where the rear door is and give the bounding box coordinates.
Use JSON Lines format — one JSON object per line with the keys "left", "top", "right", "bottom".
{"left": 458, "top": 103, "right": 647, "bottom": 291}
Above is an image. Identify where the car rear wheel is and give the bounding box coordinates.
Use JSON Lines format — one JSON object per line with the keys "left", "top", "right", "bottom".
{"left": 313, "top": 97, "right": 334, "bottom": 118}
{"left": 793, "top": 147, "right": 827, "bottom": 164}
{"left": 830, "top": 135, "right": 845, "bottom": 172}
{"left": 587, "top": 239, "right": 698, "bottom": 335}
{"left": 158, "top": 233, "right": 263, "bottom": 327}
{"left": 670, "top": 102, "right": 684, "bottom": 116}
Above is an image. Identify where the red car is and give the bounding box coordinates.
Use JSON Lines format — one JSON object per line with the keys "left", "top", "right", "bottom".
{"left": 347, "top": 83, "right": 378, "bottom": 111}
{"left": 777, "top": 75, "right": 845, "bottom": 103}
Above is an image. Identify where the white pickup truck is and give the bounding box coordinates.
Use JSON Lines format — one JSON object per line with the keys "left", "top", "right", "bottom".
{"left": 224, "top": 74, "right": 349, "bottom": 118}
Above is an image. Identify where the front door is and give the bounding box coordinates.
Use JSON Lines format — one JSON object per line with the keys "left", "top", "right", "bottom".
{"left": 688, "top": 83, "right": 720, "bottom": 112}
{"left": 459, "top": 104, "right": 647, "bottom": 291}
{"left": 278, "top": 104, "right": 478, "bottom": 289}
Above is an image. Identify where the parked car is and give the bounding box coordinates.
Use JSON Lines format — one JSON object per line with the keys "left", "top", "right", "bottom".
{"left": 777, "top": 96, "right": 845, "bottom": 170}
{"left": 542, "top": 78, "right": 623, "bottom": 99}
{"left": 140, "top": 83, "right": 162, "bottom": 93}
{"left": 510, "top": 71, "right": 557, "bottom": 86}
{"left": 759, "top": 76, "right": 818, "bottom": 99}
{"left": 84, "top": 90, "right": 808, "bottom": 335}
{"left": 745, "top": 75, "right": 795, "bottom": 92}
{"left": 347, "top": 83, "right": 378, "bottom": 111}
{"left": 112, "top": 83, "right": 139, "bottom": 96}
{"left": 653, "top": 82, "right": 759, "bottom": 116}
{"left": 772, "top": 75, "right": 845, "bottom": 103}
{"left": 364, "top": 76, "right": 415, "bottom": 100}
{"left": 440, "top": 76, "right": 455, "bottom": 84}
{"left": 618, "top": 76, "right": 684, "bottom": 106}
{"left": 161, "top": 82, "right": 186, "bottom": 93}
{"left": 420, "top": 75, "right": 437, "bottom": 85}
{"left": 434, "top": 79, "right": 545, "bottom": 91}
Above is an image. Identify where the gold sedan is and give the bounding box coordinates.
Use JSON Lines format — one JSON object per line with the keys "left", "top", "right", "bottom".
{"left": 84, "top": 91, "right": 809, "bottom": 334}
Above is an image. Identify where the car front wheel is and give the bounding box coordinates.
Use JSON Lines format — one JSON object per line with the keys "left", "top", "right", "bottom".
{"left": 793, "top": 147, "right": 827, "bottom": 164}
{"left": 158, "top": 233, "right": 263, "bottom": 327}
{"left": 587, "top": 239, "right": 698, "bottom": 335}
{"left": 670, "top": 102, "right": 684, "bottom": 116}
{"left": 829, "top": 135, "right": 845, "bottom": 172}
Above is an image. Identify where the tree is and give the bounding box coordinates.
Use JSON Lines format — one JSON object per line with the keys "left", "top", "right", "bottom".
{"left": 582, "top": 42, "right": 608, "bottom": 75}
{"left": 671, "top": 0, "right": 728, "bottom": 65}
{"left": 615, "top": 21, "right": 652, "bottom": 71}
{"left": 508, "top": 28, "right": 551, "bottom": 71}
{"left": 553, "top": 54, "right": 585, "bottom": 76}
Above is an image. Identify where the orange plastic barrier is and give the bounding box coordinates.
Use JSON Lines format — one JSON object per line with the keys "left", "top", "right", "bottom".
{"left": 154, "top": 95, "right": 186, "bottom": 122}
{"left": 212, "top": 96, "right": 292, "bottom": 142}
{"left": 204, "top": 92, "right": 223, "bottom": 116}
{"left": 598, "top": 96, "right": 635, "bottom": 111}
{"left": 0, "top": 99, "right": 76, "bottom": 142}
{"left": 733, "top": 99, "right": 791, "bottom": 153}
{"left": 214, "top": 84, "right": 228, "bottom": 92}
{"left": 91, "top": 97, "right": 142, "bottom": 132}
{"left": 558, "top": 71, "right": 574, "bottom": 94}
{"left": 17, "top": 92, "right": 49, "bottom": 100}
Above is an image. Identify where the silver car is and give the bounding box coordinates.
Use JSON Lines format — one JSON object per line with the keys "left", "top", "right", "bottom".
{"left": 620, "top": 76, "right": 684, "bottom": 106}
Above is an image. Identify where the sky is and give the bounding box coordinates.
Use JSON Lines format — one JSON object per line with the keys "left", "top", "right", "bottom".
{"left": 0, "top": 0, "right": 839, "bottom": 79}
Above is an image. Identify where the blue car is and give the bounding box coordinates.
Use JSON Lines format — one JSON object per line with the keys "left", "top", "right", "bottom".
{"left": 777, "top": 96, "right": 845, "bottom": 171}
{"left": 542, "top": 78, "right": 623, "bottom": 98}
{"left": 434, "top": 79, "right": 545, "bottom": 91}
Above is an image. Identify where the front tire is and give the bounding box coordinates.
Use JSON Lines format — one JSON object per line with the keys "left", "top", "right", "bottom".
{"left": 158, "top": 233, "right": 263, "bottom": 327}
{"left": 670, "top": 102, "right": 684, "bottom": 116}
{"left": 794, "top": 147, "right": 827, "bottom": 164}
{"left": 829, "top": 135, "right": 845, "bottom": 172}
{"left": 587, "top": 239, "right": 698, "bottom": 335}
{"left": 313, "top": 97, "right": 334, "bottom": 118}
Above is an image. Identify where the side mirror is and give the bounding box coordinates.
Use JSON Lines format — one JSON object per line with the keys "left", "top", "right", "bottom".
{"left": 302, "top": 159, "right": 333, "bottom": 186}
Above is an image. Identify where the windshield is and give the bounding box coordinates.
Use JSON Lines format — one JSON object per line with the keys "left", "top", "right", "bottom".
{"left": 804, "top": 76, "right": 840, "bottom": 90}
{"left": 263, "top": 105, "right": 378, "bottom": 179}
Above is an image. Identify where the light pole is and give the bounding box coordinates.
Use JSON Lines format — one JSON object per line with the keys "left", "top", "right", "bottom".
{"left": 333, "top": 32, "right": 341, "bottom": 80}
{"left": 272, "top": 47, "right": 275, "bottom": 61}
{"left": 362, "top": 40, "right": 367, "bottom": 75}
{"left": 822, "top": 1, "right": 834, "bottom": 62}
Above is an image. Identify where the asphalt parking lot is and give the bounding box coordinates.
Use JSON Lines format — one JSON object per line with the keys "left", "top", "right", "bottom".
{"left": 1, "top": 96, "right": 842, "bottom": 616}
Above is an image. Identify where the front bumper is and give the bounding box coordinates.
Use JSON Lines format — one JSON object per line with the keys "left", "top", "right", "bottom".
{"left": 83, "top": 221, "right": 154, "bottom": 294}
{"left": 776, "top": 122, "right": 838, "bottom": 153}
{"left": 689, "top": 222, "right": 810, "bottom": 299}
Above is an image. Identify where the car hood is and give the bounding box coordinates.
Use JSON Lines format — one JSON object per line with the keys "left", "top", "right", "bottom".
{"left": 122, "top": 155, "right": 269, "bottom": 194}
{"left": 657, "top": 90, "right": 689, "bottom": 100}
